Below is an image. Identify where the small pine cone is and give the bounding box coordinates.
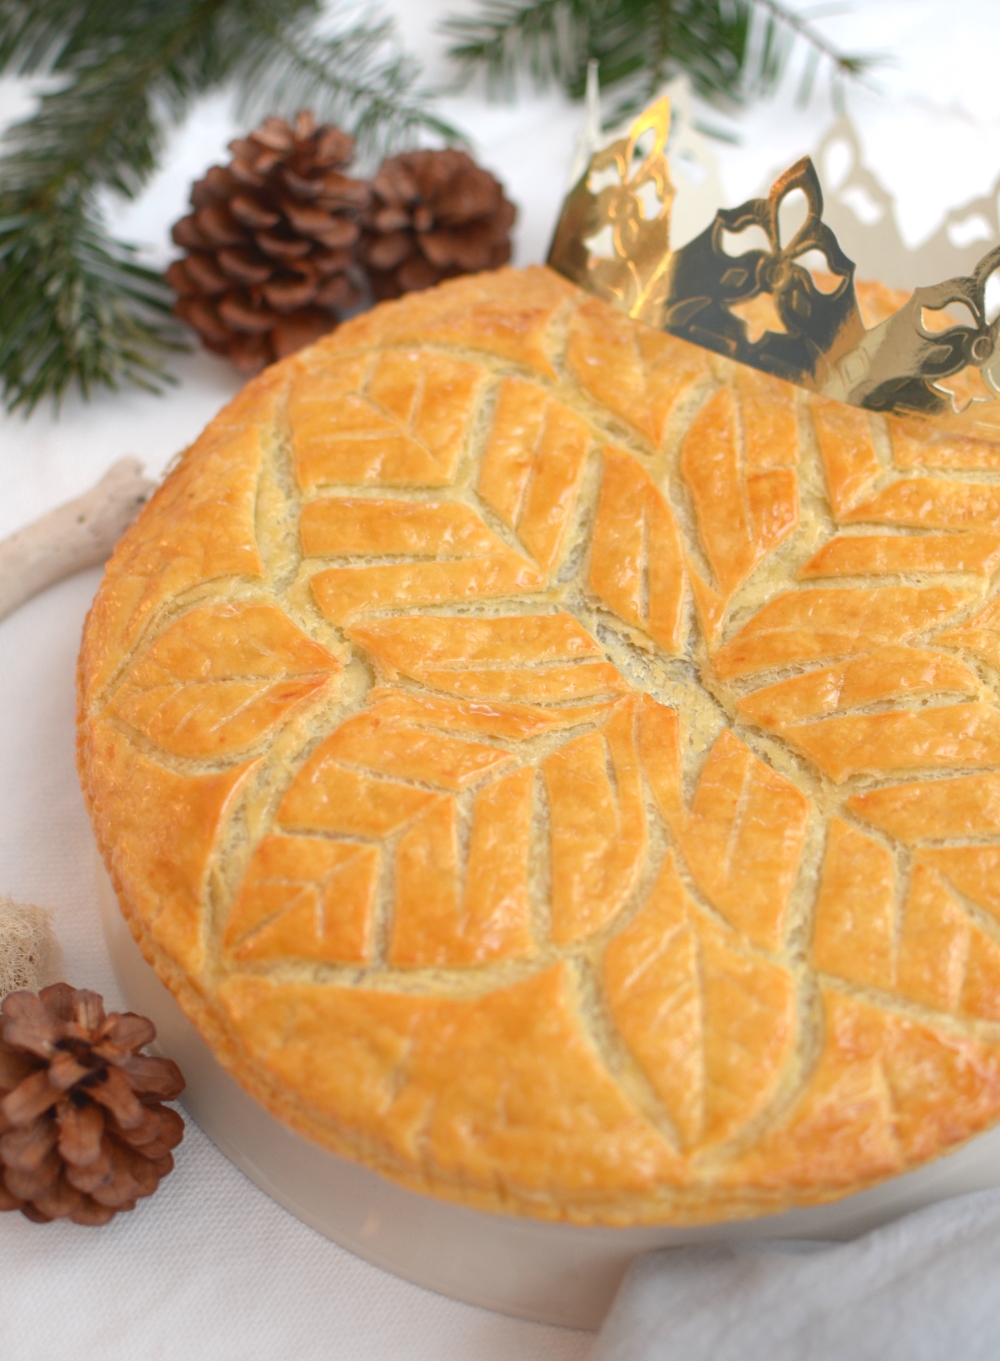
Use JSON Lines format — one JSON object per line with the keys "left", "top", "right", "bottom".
{"left": 167, "top": 111, "right": 370, "bottom": 374}
{"left": 0, "top": 984, "right": 185, "bottom": 1226}
{"left": 362, "top": 149, "right": 516, "bottom": 300}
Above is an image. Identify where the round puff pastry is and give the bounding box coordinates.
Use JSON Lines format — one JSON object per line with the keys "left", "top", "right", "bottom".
{"left": 78, "top": 265, "right": 1000, "bottom": 1226}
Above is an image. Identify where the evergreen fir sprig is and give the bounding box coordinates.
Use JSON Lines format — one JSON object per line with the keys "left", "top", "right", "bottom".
{"left": 0, "top": 201, "right": 182, "bottom": 411}
{"left": 0, "top": 0, "right": 458, "bottom": 413}
{"left": 442, "top": 0, "right": 878, "bottom": 118}
{"left": 234, "top": 8, "right": 460, "bottom": 157}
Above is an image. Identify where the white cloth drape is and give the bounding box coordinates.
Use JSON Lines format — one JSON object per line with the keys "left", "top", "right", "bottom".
{"left": 593, "top": 1190, "right": 1000, "bottom": 1361}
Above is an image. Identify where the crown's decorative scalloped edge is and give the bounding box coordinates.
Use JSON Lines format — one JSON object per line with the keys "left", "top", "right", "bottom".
{"left": 548, "top": 90, "right": 1000, "bottom": 439}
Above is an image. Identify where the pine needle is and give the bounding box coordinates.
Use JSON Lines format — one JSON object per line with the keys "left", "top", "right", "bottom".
{"left": 0, "top": 0, "right": 459, "bottom": 413}
{"left": 442, "top": 0, "right": 879, "bottom": 119}
{"left": 235, "top": 5, "right": 462, "bottom": 163}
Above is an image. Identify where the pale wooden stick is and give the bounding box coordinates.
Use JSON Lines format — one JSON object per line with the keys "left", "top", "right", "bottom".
{"left": 0, "top": 458, "right": 156, "bottom": 624}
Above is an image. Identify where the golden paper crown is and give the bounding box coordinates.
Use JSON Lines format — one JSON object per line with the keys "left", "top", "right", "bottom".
{"left": 547, "top": 95, "right": 1000, "bottom": 439}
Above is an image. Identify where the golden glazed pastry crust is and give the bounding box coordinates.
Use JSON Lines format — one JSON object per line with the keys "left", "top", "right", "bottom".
{"left": 77, "top": 266, "right": 1000, "bottom": 1226}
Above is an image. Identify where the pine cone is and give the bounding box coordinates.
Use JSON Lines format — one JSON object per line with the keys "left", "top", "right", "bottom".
{"left": 167, "top": 111, "right": 370, "bottom": 374}
{"left": 362, "top": 149, "right": 516, "bottom": 300}
{"left": 0, "top": 984, "right": 185, "bottom": 1225}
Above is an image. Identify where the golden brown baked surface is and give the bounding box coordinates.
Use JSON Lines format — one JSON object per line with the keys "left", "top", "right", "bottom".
{"left": 77, "top": 265, "right": 1000, "bottom": 1225}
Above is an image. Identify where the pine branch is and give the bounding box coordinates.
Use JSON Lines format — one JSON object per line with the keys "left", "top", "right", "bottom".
{"left": 0, "top": 1, "right": 126, "bottom": 75}
{"left": 0, "top": 200, "right": 182, "bottom": 412}
{"left": 3, "top": 47, "right": 171, "bottom": 204}
{"left": 0, "top": 0, "right": 456, "bottom": 412}
{"left": 752, "top": 0, "right": 876, "bottom": 83}
{"left": 442, "top": 0, "right": 878, "bottom": 115}
{"left": 234, "top": 3, "right": 462, "bottom": 161}
{"left": 0, "top": 0, "right": 255, "bottom": 411}
{"left": 443, "top": 0, "right": 580, "bottom": 98}
{"left": 0, "top": 0, "right": 244, "bottom": 410}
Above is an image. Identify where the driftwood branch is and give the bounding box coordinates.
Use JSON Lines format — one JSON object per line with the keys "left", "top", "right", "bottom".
{"left": 0, "top": 458, "right": 156, "bottom": 624}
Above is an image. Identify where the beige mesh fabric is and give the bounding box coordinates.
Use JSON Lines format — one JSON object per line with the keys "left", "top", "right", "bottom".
{"left": 0, "top": 895, "right": 60, "bottom": 997}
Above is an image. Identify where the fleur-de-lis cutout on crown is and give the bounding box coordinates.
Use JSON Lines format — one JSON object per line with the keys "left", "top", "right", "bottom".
{"left": 548, "top": 96, "right": 675, "bottom": 327}
{"left": 548, "top": 93, "right": 1000, "bottom": 438}
{"left": 829, "top": 243, "right": 1000, "bottom": 420}
{"left": 663, "top": 157, "right": 865, "bottom": 390}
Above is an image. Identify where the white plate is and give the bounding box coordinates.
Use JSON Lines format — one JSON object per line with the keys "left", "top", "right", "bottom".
{"left": 97, "top": 857, "right": 1000, "bottom": 1330}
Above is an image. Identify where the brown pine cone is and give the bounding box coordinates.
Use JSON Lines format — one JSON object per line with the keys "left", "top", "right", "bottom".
{"left": 362, "top": 149, "right": 516, "bottom": 301}
{"left": 167, "top": 111, "right": 370, "bottom": 374}
{"left": 0, "top": 984, "right": 185, "bottom": 1225}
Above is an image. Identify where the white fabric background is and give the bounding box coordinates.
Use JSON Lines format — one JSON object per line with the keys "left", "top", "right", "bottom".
{"left": 2, "top": 2, "right": 1000, "bottom": 1356}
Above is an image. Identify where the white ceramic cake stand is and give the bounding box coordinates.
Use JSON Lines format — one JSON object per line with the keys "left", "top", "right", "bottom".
{"left": 96, "top": 858, "right": 1000, "bottom": 1330}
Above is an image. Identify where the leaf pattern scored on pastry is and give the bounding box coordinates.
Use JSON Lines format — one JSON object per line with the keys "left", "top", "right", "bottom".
{"left": 304, "top": 497, "right": 544, "bottom": 621}
{"left": 290, "top": 349, "right": 485, "bottom": 489}
{"left": 108, "top": 601, "right": 340, "bottom": 756}
{"left": 78, "top": 267, "right": 1000, "bottom": 1223}
{"left": 588, "top": 446, "right": 687, "bottom": 652}
{"left": 477, "top": 378, "right": 591, "bottom": 573}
